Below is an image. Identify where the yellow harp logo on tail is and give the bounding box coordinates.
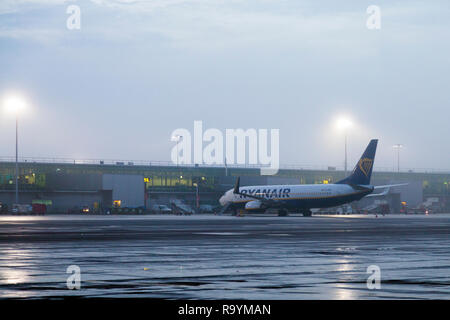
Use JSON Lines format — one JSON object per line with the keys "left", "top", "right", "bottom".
{"left": 358, "top": 158, "right": 373, "bottom": 177}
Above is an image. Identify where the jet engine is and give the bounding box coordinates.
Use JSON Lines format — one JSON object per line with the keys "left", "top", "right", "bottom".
{"left": 245, "top": 200, "right": 265, "bottom": 211}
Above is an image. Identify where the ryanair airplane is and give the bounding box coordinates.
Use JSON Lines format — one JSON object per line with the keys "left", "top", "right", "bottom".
{"left": 219, "top": 139, "right": 403, "bottom": 216}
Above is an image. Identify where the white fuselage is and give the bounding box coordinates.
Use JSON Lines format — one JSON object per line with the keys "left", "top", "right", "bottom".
{"left": 219, "top": 183, "right": 372, "bottom": 210}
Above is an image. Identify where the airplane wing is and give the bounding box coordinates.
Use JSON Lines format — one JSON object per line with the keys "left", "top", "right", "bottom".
{"left": 373, "top": 183, "right": 408, "bottom": 190}
{"left": 365, "top": 187, "right": 390, "bottom": 198}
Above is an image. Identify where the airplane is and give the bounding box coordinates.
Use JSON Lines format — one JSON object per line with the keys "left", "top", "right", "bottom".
{"left": 219, "top": 139, "right": 406, "bottom": 217}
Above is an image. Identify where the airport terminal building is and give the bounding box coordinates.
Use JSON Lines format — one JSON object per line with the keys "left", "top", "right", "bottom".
{"left": 0, "top": 160, "right": 449, "bottom": 213}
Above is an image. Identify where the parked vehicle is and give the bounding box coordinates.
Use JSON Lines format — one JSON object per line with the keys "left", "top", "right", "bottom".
{"left": 12, "top": 204, "right": 33, "bottom": 214}
{"left": 198, "top": 204, "right": 221, "bottom": 213}
{"left": 67, "top": 206, "right": 91, "bottom": 214}
{"left": 32, "top": 204, "right": 47, "bottom": 215}
{"left": 0, "top": 202, "right": 8, "bottom": 214}
{"left": 150, "top": 204, "right": 173, "bottom": 214}
{"left": 198, "top": 204, "right": 213, "bottom": 213}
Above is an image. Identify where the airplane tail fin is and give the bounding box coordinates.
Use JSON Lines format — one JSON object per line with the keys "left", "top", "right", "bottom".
{"left": 337, "top": 139, "right": 378, "bottom": 185}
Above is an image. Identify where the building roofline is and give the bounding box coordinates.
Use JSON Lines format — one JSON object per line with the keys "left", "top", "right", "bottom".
{"left": 1, "top": 158, "right": 449, "bottom": 175}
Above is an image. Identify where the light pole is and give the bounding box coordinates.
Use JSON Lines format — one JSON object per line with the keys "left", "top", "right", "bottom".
{"left": 393, "top": 144, "right": 403, "bottom": 173}
{"left": 4, "top": 95, "right": 27, "bottom": 205}
{"left": 336, "top": 117, "right": 353, "bottom": 176}
{"left": 224, "top": 157, "right": 228, "bottom": 176}
{"left": 193, "top": 182, "right": 199, "bottom": 211}
{"left": 15, "top": 114, "right": 18, "bottom": 204}
{"left": 344, "top": 129, "right": 348, "bottom": 174}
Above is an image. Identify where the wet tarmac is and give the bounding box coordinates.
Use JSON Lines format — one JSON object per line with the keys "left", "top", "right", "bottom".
{"left": 0, "top": 214, "right": 449, "bottom": 299}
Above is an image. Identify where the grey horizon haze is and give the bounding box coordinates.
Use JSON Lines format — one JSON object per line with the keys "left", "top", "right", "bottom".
{"left": 0, "top": 0, "right": 449, "bottom": 172}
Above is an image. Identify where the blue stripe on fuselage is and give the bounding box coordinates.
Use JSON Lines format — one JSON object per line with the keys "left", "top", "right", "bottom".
{"left": 231, "top": 189, "right": 371, "bottom": 211}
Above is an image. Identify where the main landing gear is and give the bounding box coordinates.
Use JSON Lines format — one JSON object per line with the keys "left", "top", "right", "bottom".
{"left": 301, "top": 209, "right": 312, "bottom": 217}
{"left": 278, "top": 209, "right": 289, "bottom": 217}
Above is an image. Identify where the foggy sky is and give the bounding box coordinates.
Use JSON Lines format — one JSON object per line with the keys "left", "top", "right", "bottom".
{"left": 0, "top": 0, "right": 449, "bottom": 172}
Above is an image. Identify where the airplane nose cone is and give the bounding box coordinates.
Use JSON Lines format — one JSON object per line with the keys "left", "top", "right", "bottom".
{"left": 219, "top": 195, "right": 227, "bottom": 206}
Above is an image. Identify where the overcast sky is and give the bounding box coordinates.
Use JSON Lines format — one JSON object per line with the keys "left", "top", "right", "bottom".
{"left": 0, "top": 0, "right": 449, "bottom": 172}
